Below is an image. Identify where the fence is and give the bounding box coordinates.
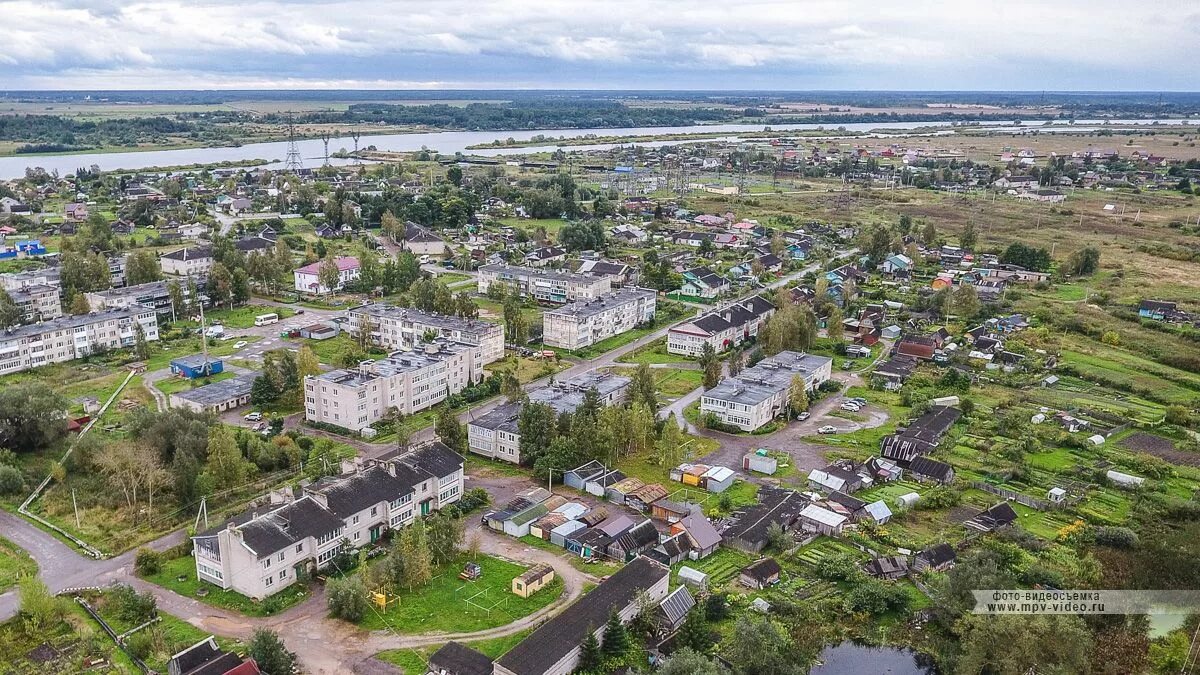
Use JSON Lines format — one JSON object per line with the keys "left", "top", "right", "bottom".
{"left": 969, "top": 481, "right": 1051, "bottom": 510}
{"left": 74, "top": 596, "right": 152, "bottom": 674}
{"left": 18, "top": 369, "right": 137, "bottom": 559}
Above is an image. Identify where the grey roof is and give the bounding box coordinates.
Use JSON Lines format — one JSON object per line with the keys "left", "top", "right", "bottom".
{"left": 171, "top": 374, "right": 256, "bottom": 406}
{"left": 201, "top": 496, "right": 344, "bottom": 558}
{"left": 162, "top": 245, "right": 212, "bottom": 261}
{"left": 308, "top": 465, "right": 417, "bottom": 519}
{"left": 349, "top": 304, "right": 501, "bottom": 336}
{"left": 235, "top": 236, "right": 276, "bottom": 252}
{"left": 863, "top": 555, "right": 909, "bottom": 577}
{"left": 315, "top": 340, "right": 472, "bottom": 386}
{"left": 704, "top": 351, "right": 832, "bottom": 407}
{"left": 496, "top": 557, "right": 669, "bottom": 675}
{"left": 89, "top": 279, "right": 184, "bottom": 302}
{"left": 723, "top": 487, "right": 808, "bottom": 547}
{"left": 684, "top": 295, "right": 774, "bottom": 336}
{"left": 610, "top": 519, "right": 658, "bottom": 552}
{"left": 428, "top": 641, "right": 493, "bottom": 675}
{"left": 404, "top": 222, "right": 444, "bottom": 244}
{"left": 480, "top": 263, "right": 599, "bottom": 285}
{"left": 909, "top": 456, "right": 954, "bottom": 481}
{"left": 0, "top": 306, "right": 151, "bottom": 341}
{"left": 678, "top": 506, "right": 722, "bottom": 550}
{"left": 544, "top": 286, "right": 655, "bottom": 320}
{"left": 470, "top": 371, "right": 631, "bottom": 433}
{"left": 742, "top": 557, "right": 781, "bottom": 581}
{"left": 917, "top": 543, "right": 957, "bottom": 567}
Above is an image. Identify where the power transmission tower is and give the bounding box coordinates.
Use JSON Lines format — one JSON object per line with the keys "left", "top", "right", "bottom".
{"left": 350, "top": 131, "right": 362, "bottom": 164}
{"left": 283, "top": 113, "right": 303, "bottom": 173}
{"left": 320, "top": 131, "right": 331, "bottom": 167}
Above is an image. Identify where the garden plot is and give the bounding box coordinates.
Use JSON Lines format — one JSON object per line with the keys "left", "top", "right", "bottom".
{"left": 1119, "top": 432, "right": 1200, "bottom": 467}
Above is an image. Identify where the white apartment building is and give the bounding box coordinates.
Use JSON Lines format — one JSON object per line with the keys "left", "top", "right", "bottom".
{"left": 293, "top": 256, "right": 361, "bottom": 295}
{"left": 304, "top": 340, "right": 482, "bottom": 433}
{"left": 0, "top": 307, "right": 160, "bottom": 375}
{"left": 542, "top": 287, "right": 656, "bottom": 351}
{"left": 477, "top": 264, "right": 610, "bottom": 304}
{"left": 347, "top": 304, "right": 505, "bottom": 365}
{"left": 192, "top": 442, "right": 464, "bottom": 599}
{"left": 667, "top": 295, "right": 775, "bottom": 356}
{"left": 468, "top": 371, "right": 630, "bottom": 464}
{"left": 700, "top": 351, "right": 832, "bottom": 432}
{"left": 0, "top": 268, "right": 62, "bottom": 322}
{"left": 160, "top": 246, "right": 213, "bottom": 277}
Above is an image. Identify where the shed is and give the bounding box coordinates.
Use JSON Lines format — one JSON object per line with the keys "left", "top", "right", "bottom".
{"left": 1088, "top": 434, "right": 1106, "bottom": 446}
{"left": 169, "top": 355, "right": 224, "bottom": 379}
{"left": 552, "top": 502, "right": 589, "bottom": 521}
{"left": 881, "top": 325, "right": 901, "bottom": 340}
{"left": 1047, "top": 487, "right": 1067, "bottom": 503}
{"left": 585, "top": 469, "right": 627, "bottom": 498}
{"left": 427, "top": 641, "right": 493, "bottom": 675}
{"left": 678, "top": 566, "right": 708, "bottom": 589}
{"left": 739, "top": 558, "right": 781, "bottom": 589}
{"left": 607, "top": 477, "right": 645, "bottom": 505}
{"left": 1031, "top": 413, "right": 1046, "bottom": 424}
{"left": 930, "top": 395, "right": 960, "bottom": 407}
{"left": 565, "top": 460, "right": 606, "bottom": 491}
{"left": 627, "top": 483, "right": 669, "bottom": 512}
{"left": 298, "top": 323, "right": 339, "bottom": 340}
{"left": 750, "top": 598, "right": 771, "bottom": 613}
{"left": 512, "top": 564, "right": 555, "bottom": 598}
{"left": 898, "top": 492, "right": 920, "bottom": 509}
{"left": 863, "top": 555, "right": 909, "bottom": 580}
{"left": 913, "top": 543, "right": 957, "bottom": 572}
{"left": 530, "top": 513, "right": 567, "bottom": 540}
{"left": 655, "top": 585, "right": 696, "bottom": 633}
{"left": 863, "top": 500, "right": 892, "bottom": 524}
{"left": 702, "top": 466, "right": 736, "bottom": 493}
{"left": 743, "top": 451, "right": 778, "bottom": 475}
{"left": 650, "top": 499, "right": 690, "bottom": 523}
{"left": 549, "top": 520, "right": 585, "bottom": 548}
{"left": 799, "top": 503, "right": 848, "bottom": 535}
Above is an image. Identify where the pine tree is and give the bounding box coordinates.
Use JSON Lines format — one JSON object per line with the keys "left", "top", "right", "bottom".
{"left": 577, "top": 626, "right": 602, "bottom": 674}
{"left": 601, "top": 608, "right": 630, "bottom": 658}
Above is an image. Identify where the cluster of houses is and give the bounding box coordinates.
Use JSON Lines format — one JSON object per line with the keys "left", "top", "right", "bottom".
{"left": 484, "top": 471, "right": 724, "bottom": 567}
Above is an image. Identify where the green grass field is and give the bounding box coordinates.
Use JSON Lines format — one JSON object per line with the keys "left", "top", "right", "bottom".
{"left": 358, "top": 554, "right": 564, "bottom": 632}
{"left": 153, "top": 370, "right": 236, "bottom": 396}
{"left": 141, "top": 551, "right": 309, "bottom": 617}
{"left": 621, "top": 338, "right": 693, "bottom": 365}
{"left": 375, "top": 630, "right": 532, "bottom": 674}
{"left": 177, "top": 305, "right": 294, "bottom": 330}
{"left": 0, "top": 537, "right": 37, "bottom": 593}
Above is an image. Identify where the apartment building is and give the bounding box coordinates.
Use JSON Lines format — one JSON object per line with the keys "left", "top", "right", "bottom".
{"left": 700, "top": 351, "right": 832, "bottom": 432}
{"left": 304, "top": 340, "right": 483, "bottom": 433}
{"left": 542, "top": 287, "right": 656, "bottom": 350}
{"left": 347, "top": 304, "right": 505, "bottom": 365}
{"left": 160, "top": 246, "right": 213, "bottom": 277}
{"left": 477, "top": 264, "right": 611, "bottom": 304}
{"left": 468, "top": 371, "right": 630, "bottom": 464}
{"left": 85, "top": 279, "right": 203, "bottom": 318}
{"left": 0, "top": 307, "right": 160, "bottom": 375}
{"left": 0, "top": 268, "right": 63, "bottom": 322}
{"left": 192, "top": 442, "right": 464, "bottom": 600}
{"left": 667, "top": 295, "right": 775, "bottom": 356}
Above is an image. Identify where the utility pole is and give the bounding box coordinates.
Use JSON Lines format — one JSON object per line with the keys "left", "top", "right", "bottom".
{"left": 72, "top": 488, "right": 80, "bottom": 528}
{"left": 194, "top": 496, "right": 209, "bottom": 531}
{"left": 320, "top": 132, "right": 331, "bottom": 167}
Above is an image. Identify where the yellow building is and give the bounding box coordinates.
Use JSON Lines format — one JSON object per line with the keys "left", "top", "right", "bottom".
{"left": 512, "top": 564, "right": 555, "bottom": 598}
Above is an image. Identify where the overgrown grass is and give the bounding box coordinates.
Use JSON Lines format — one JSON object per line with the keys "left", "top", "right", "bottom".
{"left": 621, "top": 338, "right": 693, "bottom": 365}
{"left": 152, "top": 371, "right": 236, "bottom": 396}
{"left": 176, "top": 305, "right": 295, "bottom": 329}
{"left": 0, "top": 536, "right": 37, "bottom": 593}
{"left": 357, "top": 554, "right": 564, "bottom": 633}
{"left": 141, "top": 553, "right": 309, "bottom": 617}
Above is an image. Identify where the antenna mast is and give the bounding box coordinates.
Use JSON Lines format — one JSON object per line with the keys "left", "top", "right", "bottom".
{"left": 284, "top": 112, "right": 304, "bottom": 173}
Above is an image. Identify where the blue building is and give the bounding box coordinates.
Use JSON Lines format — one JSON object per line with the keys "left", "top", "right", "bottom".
{"left": 170, "top": 355, "right": 224, "bottom": 379}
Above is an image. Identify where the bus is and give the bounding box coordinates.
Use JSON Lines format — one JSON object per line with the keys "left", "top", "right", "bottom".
{"left": 254, "top": 313, "right": 279, "bottom": 327}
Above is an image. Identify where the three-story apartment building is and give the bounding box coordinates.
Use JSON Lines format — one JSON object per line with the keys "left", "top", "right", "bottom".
{"left": 667, "top": 295, "right": 774, "bottom": 356}
{"left": 347, "top": 304, "right": 505, "bottom": 365}
{"left": 542, "top": 287, "right": 656, "bottom": 351}
{"left": 700, "top": 350, "right": 832, "bottom": 432}
{"left": 477, "top": 264, "right": 611, "bottom": 304}
{"left": 304, "top": 340, "right": 482, "bottom": 433}
{"left": 192, "top": 442, "right": 464, "bottom": 599}
{"left": 0, "top": 307, "right": 160, "bottom": 375}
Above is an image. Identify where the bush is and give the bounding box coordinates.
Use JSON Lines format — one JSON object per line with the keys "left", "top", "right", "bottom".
{"left": 844, "top": 579, "right": 909, "bottom": 614}
{"left": 815, "top": 553, "right": 861, "bottom": 582}
{"left": 326, "top": 576, "right": 369, "bottom": 622}
{"left": 0, "top": 464, "right": 24, "bottom": 495}
{"left": 445, "top": 487, "right": 490, "bottom": 517}
{"left": 125, "top": 632, "right": 153, "bottom": 660}
{"left": 107, "top": 583, "right": 157, "bottom": 623}
{"left": 1094, "top": 526, "right": 1139, "bottom": 549}
{"left": 134, "top": 548, "right": 162, "bottom": 577}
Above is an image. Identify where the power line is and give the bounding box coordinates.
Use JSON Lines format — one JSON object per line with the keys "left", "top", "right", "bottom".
{"left": 283, "top": 112, "right": 304, "bottom": 173}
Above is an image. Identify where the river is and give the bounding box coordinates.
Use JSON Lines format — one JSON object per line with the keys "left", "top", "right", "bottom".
{"left": 1, "top": 118, "right": 1192, "bottom": 179}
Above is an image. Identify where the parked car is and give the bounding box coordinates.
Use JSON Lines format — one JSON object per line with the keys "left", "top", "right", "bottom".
{"left": 797, "top": 412, "right": 810, "bottom": 421}
{"left": 233, "top": 340, "right": 248, "bottom": 349}
{"left": 244, "top": 412, "right": 263, "bottom": 422}
{"left": 818, "top": 425, "right": 839, "bottom": 434}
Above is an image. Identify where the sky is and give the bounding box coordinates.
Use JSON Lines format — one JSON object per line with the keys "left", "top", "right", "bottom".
{"left": 3, "top": 0, "right": 1198, "bottom": 91}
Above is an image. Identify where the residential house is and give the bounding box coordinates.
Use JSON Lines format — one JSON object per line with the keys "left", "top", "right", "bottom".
{"left": 700, "top": 351, "right": 832, "bottom": 432}
{"left": 478, "top": 264, "right": 610, "bottom": 304}
{"left": 913, "top": 543, "right": 957, "bottom": 572}
{"left": 722, "top": 487, "right": 808, "bottom": 553}
{"left": 293, "top": 256, "right": 360, "bottom": 295}
{"left": 191, "top": 442, "right": 464, "bottom": 599}
{"left": 880, "top": 406, "right": 962, "bottom": 464}
{"left": 666, "top": 295, "right": 774, "bottom": 356}
{"left": 160, "top": 246, "right": 213, "bottom": 277}
{"left": 348, "top": 304, "right": 505, "bottom": 365}
{"left": 525, "top": 246, "right": 567, "bottom": 268}
{"left": 542, "top": 287, "right": 656, "bottom": 350}
{"left": 799, "top": 503, "right": 848, "bottom": 535}
{"left": 400, "top": 222, "right": 448, "bottom": 257}
{"left": 678, "top": 267, "right": 729, "bottom": 299}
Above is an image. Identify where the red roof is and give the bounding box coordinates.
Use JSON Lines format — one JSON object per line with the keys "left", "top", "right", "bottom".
{"left": 295, "top": 256, "right": 360, "bottom": 275}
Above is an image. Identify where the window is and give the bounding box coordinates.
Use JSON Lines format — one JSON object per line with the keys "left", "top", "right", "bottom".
{"left": 262, "top": 558, "right": 271, "bottom": 569}
{"left": 352, "top": 515, "right": 360, "bottom": 525}
{"left": 295, "top": 543, "right": 303, "bottom": 554}
{"left": 264, "top": 575, "right": 274, "bottom": 587}
{"left": 277, "top": 552, "right": 285, "bottom": 563}
{"left": 198, "top": 563, "right": 223, "bottom": 581}
{"left": 370, "top": 506, "right": 378, "bottom": 517}
{"left": 279, "top": 569, "right": 287, "bottom": 580}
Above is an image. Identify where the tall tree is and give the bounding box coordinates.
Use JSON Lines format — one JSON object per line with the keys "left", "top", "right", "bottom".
{"left": 435, "top": 405, "right": 466, "bottom": 452}
{"left": 0, "top": 288, "right": 22, "bottom": 328}
{"left": 68, "top": 292, "right": 91, "bottom": 315}
{"left": 167, "top": 279, "right": 185, "bottom": 321}
{"left": 204, "top": 425, "right": 252, "bottom": 488}
{"left": 503, "top": 295, "right": 529, "bottom": 345}
{"left": 657, "top": 414, "right": 686, "bottom": 467}
{"left": 959, "top": 222, "right": 977, "bottom": 250}
{"left": 628, "top": 363, "right": 659, "bottom": 413}
{"left": 788, "top": 375, "right": 809, "bottom": 417}
{"left": 247, "top": 629, "right": 297, "bottom": 675}
{"left": 317, "top": 255, "right": 341, "bottom": 294}
{"left": 124, "top": 250, "right": 162, "bottom": 285}
{"left": 826, "top": 306, "right": 844, "bottom": 343}
{"left": 398, "top": 519, "right": 433, "bottom": 591}
{"left": 601, "top": 608, "right": 631, "bottom": 658}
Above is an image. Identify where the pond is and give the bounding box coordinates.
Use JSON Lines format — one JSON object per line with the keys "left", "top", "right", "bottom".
{"left": 810, "top": 641, "right": 937, "bottom": 675}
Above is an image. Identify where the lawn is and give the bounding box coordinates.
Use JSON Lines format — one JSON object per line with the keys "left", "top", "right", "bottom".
{"left": 474, "top": 297, "right": 543, "bottom": 326}
{"left": 609, "top": 366, "right": 702, "bottom": 401}
{"left": 517, "top": 535, "right": 622, "bottom": 576}
{"left": 375, "top": 630, "right": 532, "bottom": 674}
{"left": 177, "top": 305, "right": 294, "bottom": 330}
{"left": 144, "top": 335, "right": 263, "bottom": 371}
{"left": 92, "top": 590, "right": 246, "bottom": 674}
{"left": 153, "top": 371, "right": 236, "bottom": 396}
{"left": 486, "top": 353, "right": 573, "bottom": 384}
{"left": 141, "top": 551, "right": 309, "bottom": 617}
{"left": 496, "top": 217, "right": 568, "bottom": 235}
{"left": 358, "top": 554, "right": 564, "bottom": 633}
{"left": 0, "top": 536, "right": 37, "bottom": 593}
{"left": 622, "top": 338, "right": 693, "bottom": 365}
{"left": 304, "top": 334, "right": 387, "bottom": 366}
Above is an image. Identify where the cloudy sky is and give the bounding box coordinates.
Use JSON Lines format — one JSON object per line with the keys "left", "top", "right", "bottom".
{"left": 4, "top": 0, "right": 1197, "bottom": 91}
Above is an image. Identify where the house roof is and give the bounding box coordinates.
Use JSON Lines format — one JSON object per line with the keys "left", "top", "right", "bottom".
{"left": 800, "top": 503, "right": 848, "bottom": 528}
{"left": 863, "top": 555, "right": 909, "bottom": 577}
{"left": 723, "top": 487, "right": 808, "bottom": 547}
{"left": 295, "top": 256, "right": 360, "bottom": 276}
{"left": 657, "top": 585, "right": 696, "bottom": 626}
{"left": 908, "top": 456, "right": 954, "bottom": 482}
{"left": 428, "top": 641, "right": 494, "bottom": 675}
{"left": 916, "top": 543, "right": 957, "bottom": 567}
{"left": 611, "top": 519, "right": 659, "bottom": 552}
{"left": 495, "top": 557, "right": 669, "bottom": 675}
{"left": 201, "top": 496, "right": 344, "bottom": 558}
{"left": 161, "top": 245, "right": 212, "bottom": 262}
{"left": 863, "top": 500, "right": 892, "bottom": 522}
{"left": 678, "top": 507, "right": 722, "bottom": 551}
{"left": 742, "top": 557, "right": 782, "bottom": 581}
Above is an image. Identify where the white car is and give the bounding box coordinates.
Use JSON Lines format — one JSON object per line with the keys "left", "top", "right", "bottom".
{"left": 841, "top": 403, "right": 861, "bottom": 412}
{"left": 244, "top": 412, "right": 263, "bottom": 422}
{"left": 797, "top": 412, "right": 810, "bottom": 421}
{"left": 818, "top": 425, "right": 839, "bottom": 434}
{"left": 233, "top": 340, "right": 248, "bottom": 349}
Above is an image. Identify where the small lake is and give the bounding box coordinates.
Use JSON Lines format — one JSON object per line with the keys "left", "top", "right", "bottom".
{"left": 810, "top": 641, "right": 937, "bottom": 675}
{"left": 0, "top": 117, "right": 1192, "bottom": 179}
